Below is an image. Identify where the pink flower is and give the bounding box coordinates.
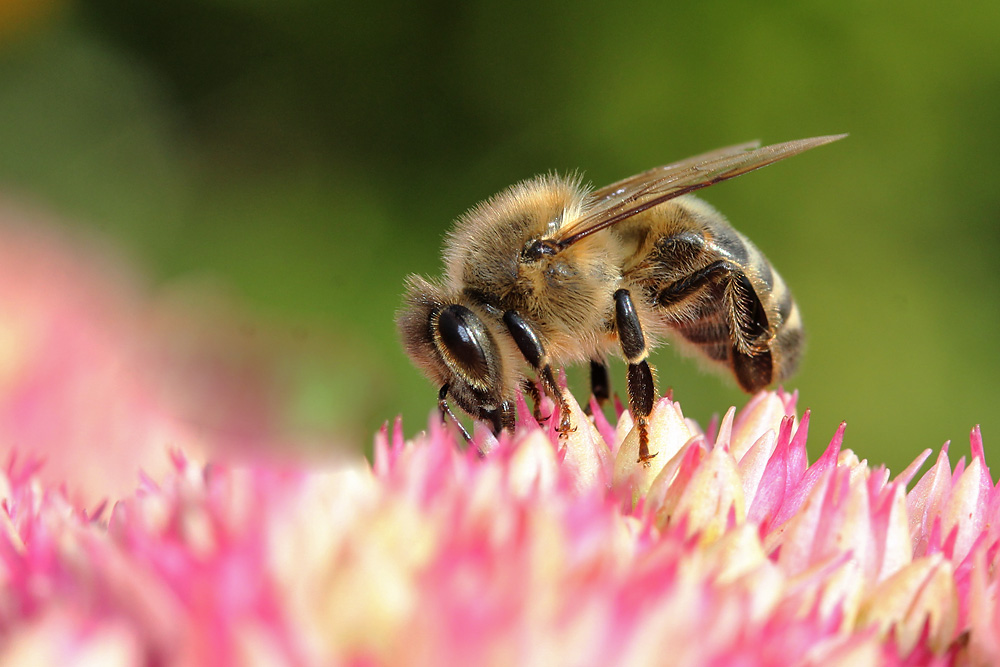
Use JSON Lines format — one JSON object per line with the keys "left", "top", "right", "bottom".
{"left": 3, "top": 390, "right": 995, "bottom": 665}
{"left": 0, "top": 208, "right": 298, "bottom": 507}
{"left": 0, "top": 211, "right": 997, "bottom": 665}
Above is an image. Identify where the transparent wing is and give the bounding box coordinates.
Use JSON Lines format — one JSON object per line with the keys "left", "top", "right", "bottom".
{"left": 554, "top": 134, "right": 846, "bottom": 249}
{"left": 589, "top": 140, "right": 761, "bottom": 202}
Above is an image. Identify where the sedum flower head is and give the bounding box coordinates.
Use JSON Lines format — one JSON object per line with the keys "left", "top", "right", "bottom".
{"left": 0, "top": 213, "right": 997, "bottom": 665}
{"left": 1, "top": 387, "right": 998, "bottom": 665}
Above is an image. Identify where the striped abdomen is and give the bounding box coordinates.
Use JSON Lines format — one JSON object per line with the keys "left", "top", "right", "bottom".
{"left": 625, "top": 202, "right": 803, "bottom": 392}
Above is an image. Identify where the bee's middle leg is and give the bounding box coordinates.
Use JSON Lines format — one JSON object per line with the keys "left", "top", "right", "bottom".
{"left": 583, "top": 359, "right": 610, "bottom": 416}
{"left": 614, "top": 288, "right": 657, "bottom": 465}
{"left": 502, "top": 310, "right": 574, "bottom": 437}
{"left": 590, "top": 359, "right": 611, "bottom": 404}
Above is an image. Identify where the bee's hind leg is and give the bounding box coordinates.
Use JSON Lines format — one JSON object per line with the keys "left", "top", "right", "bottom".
{"left": 656, "top": 260, "right": 773, "bottom": 392}
{"left": 502, "top": 310, "right": 575, "bottom": 438}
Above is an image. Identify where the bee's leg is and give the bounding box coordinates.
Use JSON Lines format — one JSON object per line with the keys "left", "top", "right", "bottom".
{"left": 481, "top": 400, "right": 516, "bottom": 436}
{"left": 583, "top": 359, "right": 611, "bottom": 416}
{"left": 439, "top": 385, "right": 513, "bottom": 456}
{"left": 656, "top": 261, "right": 772, "bottom": 392}
{"left": 656, "top": 260, "right": 729, "bottom": 304}
{"left": 521, "top": 378, "right": 548, "bottom": 423}
{"left": 502, "top": 400, "right": 515, "bottom": 431}
{"left": 614, "top": 289, "right": 657, "bottom": 465}
{"left": 502, "top": 310, "right": 575, "bottom": 437}
{"left": 438, "top": 384, "right": 473, "bottom": 443}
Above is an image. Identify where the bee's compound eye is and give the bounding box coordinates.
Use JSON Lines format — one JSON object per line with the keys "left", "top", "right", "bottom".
{"left": 435, "top": 305, "right": 491, "bottom": 382}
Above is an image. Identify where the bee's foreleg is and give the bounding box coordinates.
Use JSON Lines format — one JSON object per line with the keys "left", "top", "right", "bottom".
{"left": 438, "top": 383, "right": 473, "bottom": 443}
{"left": 503, "top": 310, "right": 575, "bottom": 438}
{"left": 438, "top": 384, "right": 513, "bottom": 454}
{"left": 614, "top": 289, "right": 657, "bottom": 465}
{"left": 520, "top": 378, "right": 548, "bottom": 423}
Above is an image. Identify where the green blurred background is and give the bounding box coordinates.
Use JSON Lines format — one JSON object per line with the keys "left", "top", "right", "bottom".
{"left": 1, "top": 0, "right": 998, "bottom": 472}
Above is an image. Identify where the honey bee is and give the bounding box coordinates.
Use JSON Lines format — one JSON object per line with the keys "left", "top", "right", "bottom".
{"left": 397, "top": 135, "right": 844, "bottom": 462}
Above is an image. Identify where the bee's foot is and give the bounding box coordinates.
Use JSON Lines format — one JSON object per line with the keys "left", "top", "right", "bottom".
{"left": 637, "top": 450, "right": 658, "bottom": 468}
{"left": 557, "top": 418, "right": 577, "bottom": 439}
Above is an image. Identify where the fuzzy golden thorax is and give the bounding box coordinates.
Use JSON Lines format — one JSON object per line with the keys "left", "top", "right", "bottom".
{"left": 441, "top": 174, "right": 624, "bottom": 363}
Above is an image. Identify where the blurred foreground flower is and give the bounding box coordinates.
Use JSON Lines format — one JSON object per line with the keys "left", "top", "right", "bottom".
{"left": 0, "top": 208, "right": 297, "bottom": 506}
{"left": 0, "top": 213, "right": 999, "bottom": 665}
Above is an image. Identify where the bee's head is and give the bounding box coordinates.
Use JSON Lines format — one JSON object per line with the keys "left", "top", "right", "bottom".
{"left": 396, "top": 276, "right": 508, "bottom": 421}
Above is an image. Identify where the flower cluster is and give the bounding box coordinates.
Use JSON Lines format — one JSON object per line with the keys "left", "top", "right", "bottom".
{"left": 0, "top": 213, "right": 997, "bottom": 665}
{"left": 0, "top": 387, "right": 997, "bottom": 665}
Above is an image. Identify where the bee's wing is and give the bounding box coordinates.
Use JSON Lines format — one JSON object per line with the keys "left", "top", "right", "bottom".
{"left": 589, "top": 140, "right": 762, "bottom": 202}
{"left": 554, "top": 135, "right": 846, "bottom": 248}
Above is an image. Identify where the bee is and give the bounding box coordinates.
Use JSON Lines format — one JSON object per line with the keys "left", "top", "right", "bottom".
{"left": 397, "top": 135, "right": 844, "bottom": 462}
